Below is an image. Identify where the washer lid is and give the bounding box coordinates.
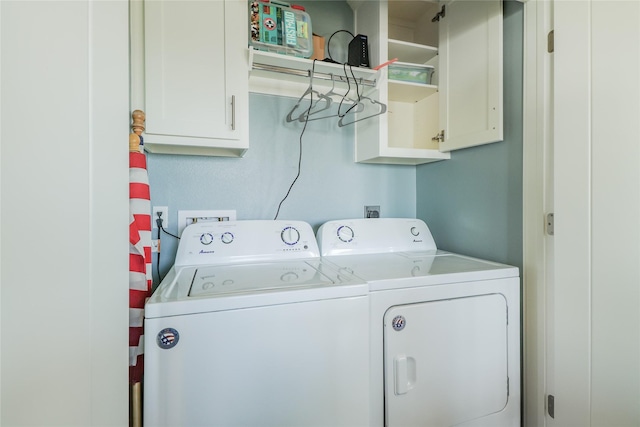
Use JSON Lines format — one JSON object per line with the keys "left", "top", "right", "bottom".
{"left": 145, "top": 260, "right": 367, "bottom": 318}
{"left": 189, "top": 261, "right": 334, "bottom": 297}
{"left": 323, "top": 251, "right": 519, "bottom": 291}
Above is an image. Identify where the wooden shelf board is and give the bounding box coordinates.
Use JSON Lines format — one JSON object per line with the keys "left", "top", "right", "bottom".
{"left": 389, "top": 80, "right": 438, "bottom": 103}
{"left": 388, "top": 39, "right": 438, "bottom": 64}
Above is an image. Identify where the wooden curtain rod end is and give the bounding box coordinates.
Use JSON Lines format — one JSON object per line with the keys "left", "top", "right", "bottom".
{"left": 129, "top": 133, "right": 142, "bottom": 153}
{"left": 130, "top": 109, "right": 146, "bottom": 152}
{"left": 131, "top": 110, "right": 146, "bottom": 135}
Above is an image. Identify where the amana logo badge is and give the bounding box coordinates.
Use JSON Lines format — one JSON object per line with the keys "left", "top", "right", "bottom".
{"left": 156, "top": 328, "right": 180, "bottom": 350}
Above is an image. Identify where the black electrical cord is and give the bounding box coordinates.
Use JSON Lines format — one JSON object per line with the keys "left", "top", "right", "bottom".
{"left": 338, "top": 63, "right": 361, "bottom": 117}
{"left": 154, "top": 213, "right": 180, "bottom": 284}
{"left": 273, "top": 60, "right": 318, "bottom": 220}
{"left": 326, "top": 29, "right": 354, "bottom": 63}
{"left": 160, "top": 224, "right": 180, "bottom": 240}
{"left": 155, "top": 217, "right": 162, "bottom": 283}
{"left": 273, "top": 92, "right": 311, "bottom": 220}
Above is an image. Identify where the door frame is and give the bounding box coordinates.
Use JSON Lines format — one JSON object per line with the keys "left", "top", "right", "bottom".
{"left": 522, "top": 0, "right": 553, "bottom": 425}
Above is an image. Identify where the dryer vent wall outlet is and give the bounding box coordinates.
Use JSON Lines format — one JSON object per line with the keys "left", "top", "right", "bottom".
{"left": 178, "top": 210, "right": 237, "bottom": 235}
{"left": 365, "top": 205, "right": 380, "bottom": 218}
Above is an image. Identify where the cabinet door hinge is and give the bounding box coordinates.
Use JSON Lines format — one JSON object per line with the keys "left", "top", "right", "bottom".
{"left": 548, "top": 30, "right": 554, "bottom": 53}
{"left": 432, "top": 130, "right": 445, "bottom": 142}
{"left": 546, "top": 213, "right": 554, "bottom": 235}
{"left": 431, "top": 5, "right": 445, "bottom": 22}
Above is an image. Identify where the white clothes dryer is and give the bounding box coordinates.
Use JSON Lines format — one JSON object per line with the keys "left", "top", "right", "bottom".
{"left": 317, "top": 218, "right": 521, "bottom": 427}
{"left": 144, "top": 220, "right": 370, "bottom": 427}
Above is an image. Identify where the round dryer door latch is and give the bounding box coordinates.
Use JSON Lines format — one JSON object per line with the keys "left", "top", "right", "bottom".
{"left": 391, "top": 315, "right": 406, "bottom": 331}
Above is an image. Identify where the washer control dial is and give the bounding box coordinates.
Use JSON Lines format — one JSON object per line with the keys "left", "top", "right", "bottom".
{"left": 280, "top": 271, "right": 299, "bottom": 282}
{"left": 337, "top": 225, "right": 354, "bottom": 243}
{"left": 281, "top": 226, "right": 300, "bottom": 246}
{"left": 200, "top": 233, "right": 214, "bottom": 245}
{"left": 410, "top": 226, "right": 420, "bottom": 237}
{"left": 220, "top": 232, "right": 234, "bottom": 244}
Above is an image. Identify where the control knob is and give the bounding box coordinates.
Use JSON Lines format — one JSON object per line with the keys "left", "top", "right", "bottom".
{"left": 337, "top": 225, "right": 354, "bottom": 242}
{"left": 281, "top": 226, "right": 300, "bottom": 246}
{"left": 200, "top": 233, "right": 214, "bottom": 245}
{"left": 280, "top": 271, "right": 300, "bottom": 282}
{"left": 221, "top": 232, "right": 234, "bottom": 244}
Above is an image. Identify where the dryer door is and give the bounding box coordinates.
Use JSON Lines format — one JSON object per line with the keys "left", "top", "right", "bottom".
{"left": 384, "top": 294, "right": 509, "bottom": 426}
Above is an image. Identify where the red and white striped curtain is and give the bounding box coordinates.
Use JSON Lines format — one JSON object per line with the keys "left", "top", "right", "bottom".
{"left": 129, "top": 140, "right": 152, "bottom": 384}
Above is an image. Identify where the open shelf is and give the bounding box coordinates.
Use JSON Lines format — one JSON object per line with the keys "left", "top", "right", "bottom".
{"left": 388, "top": 39, "right": 438, "bottom": 64}
{"left": 249, "top": 48, "right": 379, "bottom": 97}
{"left": 363, "top": 147, "right": 450, "bottom": 165}
{"left": 389, "top": 81, "right": 438, "bottom": 103}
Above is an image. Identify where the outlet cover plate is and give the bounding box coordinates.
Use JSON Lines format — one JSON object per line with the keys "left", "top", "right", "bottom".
{"left": 152, "top": 206, "right": 169, "bottom": 228}
{"left": 365, "top": 205, "right": 380, "bottom": 218}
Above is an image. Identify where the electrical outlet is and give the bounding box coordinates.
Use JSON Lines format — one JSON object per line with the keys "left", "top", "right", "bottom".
{"left": 365, "top": 205, "right": 380, "bottom": 218}
{"left": 152, "top": 206, "right": 169, "bottom": 229}
{"left": 178, "top": 210, "right": 237, "bottom": 235}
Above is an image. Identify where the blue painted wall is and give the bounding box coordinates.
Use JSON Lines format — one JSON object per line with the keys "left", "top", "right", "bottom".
{"left": 416, "top": 0, "right": 523, "bottom": 270}
{"left": 148, "top": 0, "right": 524, "bottom": 283}
{"left": 148, "top": 94, "right": 416, "bottom": 281}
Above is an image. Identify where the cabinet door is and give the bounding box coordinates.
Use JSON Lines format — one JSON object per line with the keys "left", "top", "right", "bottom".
{"left": 438, "top": 0, "right": 503, "bottom": 152}
{"left": 144, "top": 0, "right": 248, "bottom": 156}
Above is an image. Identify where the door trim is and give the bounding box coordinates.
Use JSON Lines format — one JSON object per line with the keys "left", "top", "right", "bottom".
{"left": 522, "top": 0, "right": 553, "bottom": 425}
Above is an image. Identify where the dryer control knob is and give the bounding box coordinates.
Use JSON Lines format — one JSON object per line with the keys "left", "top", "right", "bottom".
{"left": 281, "top": 226, "right": 300, "bottom": 246}
{"left": 410, "top": 226, "right": 420, "bottom": 237}
{"left": 221, "top": 232, "right": 234, "bottom": 244}
{"left": 337, "top": 225, "right": 354, "bottom": 242}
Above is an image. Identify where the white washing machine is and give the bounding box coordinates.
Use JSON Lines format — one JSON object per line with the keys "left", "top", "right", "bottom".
{"left": 317, "top": 218, "right": 521, "bottom": 427}
{"left": 144, "top": 220, "right": 370, "bottom": 427}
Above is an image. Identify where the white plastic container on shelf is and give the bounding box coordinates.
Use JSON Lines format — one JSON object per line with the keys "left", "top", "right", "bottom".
{"left": 249, "top": 0, "right": 313, "bottom": 58}
{"left": 389, "top": 62, "right": 435, "bottom": 85}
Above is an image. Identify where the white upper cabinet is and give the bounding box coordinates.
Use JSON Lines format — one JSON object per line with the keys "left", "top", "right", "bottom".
{"left": 438, "top": 0, "right": 503, "bottom": 152}
{"left": 133, "top": 0, "right": 502, "bottom": 161}
{"left": 353, "top": 0, "right": 504, "bottom": 164}
{"left": 136, "top": 0, "right": 249, "bottom": 157}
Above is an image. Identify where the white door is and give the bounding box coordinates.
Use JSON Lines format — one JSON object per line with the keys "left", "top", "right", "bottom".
{"left": 438, "top": 0, "right": 503, "bottom": 152}
{"left": 384, "top": 294, "right": 509, "bottom": 426}
{"left": 0, "top": 1, "right": 129, "bottom": 425}
{"left": 525, "top": 1, "right": 640, "bottom": 424}
{"left": 551, "top": 2, "right": 640, "bottom": 425}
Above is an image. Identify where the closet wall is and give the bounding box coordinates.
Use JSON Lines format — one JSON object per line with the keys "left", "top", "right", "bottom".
{"left": 416, "top": 0, "right": 524, "bottom": 271}
{"left": 148, "top": 93, "right": 417, "bottom": 280}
